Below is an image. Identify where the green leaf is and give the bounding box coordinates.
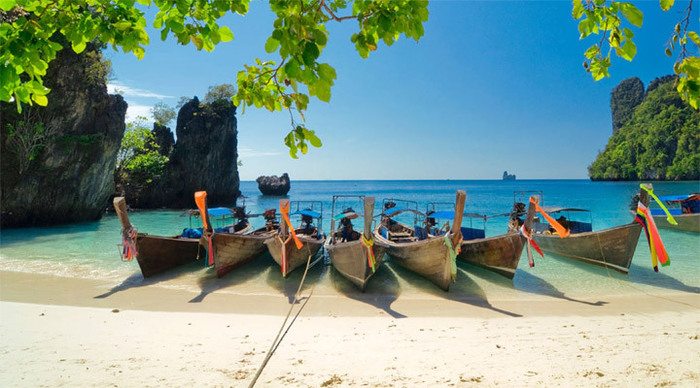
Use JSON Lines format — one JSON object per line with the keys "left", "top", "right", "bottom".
{"left": 619, "top": 40, "right": 636, "bottom": 61}
{"left": 264, "top": 37, "right": 279, "bottom": 53}
{"left": 0, "top": 0, "right": 16, "bottom": 11}
{"left": 572, "top": 0, "right": 585, "bottom": 19}
{"left": 317, "top": 63, "right": 336, "bottom": 82}
{"left": 688, "top": 31, "right": 700, "bottom": 46}
{"left": 114, "top": 21, "right": 132, "bottom": 31}
{"left": 72, "top": 41, "right": 87, "bottom": 54}
{"left": 219, "top": 26, "right": 234, "bottom": 42}
{"left": 32, "top": 94, "right": 48, "bottom": 106}
{"left": 660, "top": 0, "right": 675, "bottom": 11}
{"left": 302, "top": 42, "right": 320, "bottom": 66}
{"left": 620, "top": 3, "right": 643, "bottom": 28}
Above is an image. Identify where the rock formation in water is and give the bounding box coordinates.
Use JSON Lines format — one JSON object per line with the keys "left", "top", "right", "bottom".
{"left": 589, "top": 75, "right": 700, "bottom": 181}
{"left": 257, "top": 173, "right": 291, "bottom": 196}
{"left": 135, "top": 97, "right": 240, "bottom": 208}
{"left": 610, "top": 77, "right": 645, "bottom": 133}
{"left": 0, "top": 45, "right": 127, "bottom": 228}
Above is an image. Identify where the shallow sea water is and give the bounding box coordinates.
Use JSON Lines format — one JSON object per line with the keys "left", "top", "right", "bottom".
{"left": 1, "top": 180, "right": 698, "bottom": 302}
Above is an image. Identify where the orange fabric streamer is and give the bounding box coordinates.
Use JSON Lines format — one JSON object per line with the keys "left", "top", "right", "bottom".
{"left": 194, "top": 191, "right": 211, "bottom": 231}
{"left": 529, "top": 196, "right": 570, "bottom": 238}
{"left": 194, "top": 191, "right": 214, "bottom": 266}
{"left": 279, "top": 200, "right": 303, "bottom": 249}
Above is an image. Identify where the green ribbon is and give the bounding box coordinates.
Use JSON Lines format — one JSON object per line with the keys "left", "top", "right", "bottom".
{"left": 443, "top": 234, "right": 458, "bottom": 280}
{"left": 641, "top": 184, "right": 678, "bottom": 226}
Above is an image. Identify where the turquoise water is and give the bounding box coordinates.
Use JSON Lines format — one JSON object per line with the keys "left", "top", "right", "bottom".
{"left": 1, "top": 180, "right": 698, "bottom": 300}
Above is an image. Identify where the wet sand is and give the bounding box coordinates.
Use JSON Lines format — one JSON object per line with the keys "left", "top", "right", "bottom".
{"left": 1, "top": 267, "right": 699, "bottom": 387}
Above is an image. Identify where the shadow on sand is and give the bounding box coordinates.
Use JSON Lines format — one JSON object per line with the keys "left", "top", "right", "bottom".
{"left": 388, "top": 262, "right": 523, "bottom": 317}
{"left": 329, "top": 262, "right": 407, "bottom": 318}
{"left": 94, "top": 261, "right": 205, "bottom": 299}
{"left": 461, "top": 262, "right": 608, "bottom": 306}
{"left": 265, "top": 257, "right": 326, "bottom": 304}
{"left": 188, "top": 254, "right": 273, "bottom": 303}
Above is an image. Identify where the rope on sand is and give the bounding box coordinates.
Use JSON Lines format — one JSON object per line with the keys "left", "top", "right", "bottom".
{"left": 248, "top": 245, "right": 319, "bottom": 388}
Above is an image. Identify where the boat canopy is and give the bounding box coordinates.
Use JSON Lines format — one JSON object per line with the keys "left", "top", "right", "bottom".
{"left": 333, "top": 211, "right": 359, "bottom": 220}
{"left": 292, "top": 209, "right": 321, "bottom": 219}
{"left": 650, "top": 208, "right": 683, "bottom": 216}
{"left": 207, "top": 207, "right": 233, "bottom": 217}
{"left": 658, "top": 194, "right": 698, "bottom": 202}
{"left": 540, "top": 206, "right": 590, "bottom": 213}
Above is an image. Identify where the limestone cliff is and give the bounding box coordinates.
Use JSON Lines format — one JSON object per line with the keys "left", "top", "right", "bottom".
{"left": 0, "top": 46, "right": 127, "bottom": 227}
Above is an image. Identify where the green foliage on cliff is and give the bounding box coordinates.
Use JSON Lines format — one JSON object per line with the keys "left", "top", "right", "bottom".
{"left": 116, "top": 120, "right": 169, "bottom": 192}
{"left": 610, "top": 77, "right": 644, "bottom": 132}
{"left": 589, "top": 77, "right": 700, "bottom": 180}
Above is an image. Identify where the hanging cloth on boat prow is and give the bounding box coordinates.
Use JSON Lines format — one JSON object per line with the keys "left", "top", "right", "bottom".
{"left": 194, "top": 191, "right": 215, "bottom": 266}
{"left": 640, "top": 184, "right": 678, "bottom": 225}
{"left": 634, "top": 201, "right": 670, "bottom": 272}
{"left": 280, "top": 200, "right": 303, "bottom": 250}
{"left": 113, "top": 197, "right": 138, "bottom": 261}
{"left": 529, "top": 196, "right": 570, "bottom": 238}
{"left": 520, "top": 224, "right": 543, "bottom": 268}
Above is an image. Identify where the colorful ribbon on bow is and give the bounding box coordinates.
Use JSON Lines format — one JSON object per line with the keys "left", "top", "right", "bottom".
{"left": 640, "top": 184, "right": 678, "bottom": 225}
{"left": 279, "top": 200, "right": 303, "bottom": 249}
{"left": 519, "top": 224, "right": 543, "bottom": 267}
{"left": 120, "top": 227, "right": 138, "bottom": 261}
{"left": 530, "top": 196, "right": 570, "bottom": 238}
{"left": 276, "top": 234, "right": 292, "bottom": 275}
{"left": 634, "top": 201, "right": 670, "bottom": 272}
{"left": 443, "top": 234, "right": 461, "bottom": 280}
{"left": 360, "top": 234, "right": 376, "bottom": 273}
{"left": 194, "top": 191, "right": 215, "bottom": 266}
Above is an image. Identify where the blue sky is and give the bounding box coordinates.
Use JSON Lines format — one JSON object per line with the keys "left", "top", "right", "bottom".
{"left": 106, "top": 1, "right": 696, "bottom": 180}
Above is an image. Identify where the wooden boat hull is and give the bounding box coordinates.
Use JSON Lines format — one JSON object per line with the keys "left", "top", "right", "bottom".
{"left": 212, "top": 232, "right": 274, "bottom": 278}
{"left": 375, "top": 231, "right": 455, "bottom": 291}
{"left": 532, "top": 223, "right": 642, "bottom": 273}
{"left": 327, "top": 239, "right": 386, "bottom": 291}
{"left": 653, "top": 213, "right": 700, "bottom": 233}
{"left": 265, "top": 235, "right": 325, "bottom": 277}
{"left": 457, "top": 232, "right": 525, "bottom": 279}
{"left": 135, "top": 234, "right": 201, "bottom": 278}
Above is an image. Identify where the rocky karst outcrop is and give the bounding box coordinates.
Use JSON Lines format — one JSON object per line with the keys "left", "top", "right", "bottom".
{"left": 133, "top": 98, "right": 240, "bottom": 208}
{"left": 0, "top": 45, "right": 127, "bottom": 227}
{"left": 257, "top": 173, "right": 291, "bottom": 196}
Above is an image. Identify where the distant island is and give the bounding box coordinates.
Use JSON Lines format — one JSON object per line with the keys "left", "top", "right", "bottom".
{"left": 589, "top": 75, "right": 699, "bottom": 181}
{"left": 502, "top": 171, "right": 516, "bottom": 180}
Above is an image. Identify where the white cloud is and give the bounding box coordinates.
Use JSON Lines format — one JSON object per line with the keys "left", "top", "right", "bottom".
{"left": 238, "top": 147, "right": 280, "bottom": 157}
{"left": 125, "top": 104, "right": 153, "bottom": 122}
{"left": 107, "top": 82, "right": 173, "bottom": 99}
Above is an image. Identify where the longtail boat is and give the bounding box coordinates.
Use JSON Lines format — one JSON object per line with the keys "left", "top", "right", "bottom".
{"left": 374, "top": 191, "right": 466, "bottom": 291}
{"left": 265, "top": 199, "right": 326, "bottom": 277}
{"left": 647, "top": 192, "right": 700, "bottom": 233}
{"left": 195, "top": 191, "right": 278, "bottom": 278}
{"left": 524, "top": 188, "right": 649, "bottom": 273}
{"left": 326, "top": 196, "right": 386, "bottom": 291}
{"left": 113, "top": 197, "right": 202, "bottom": 277}
{"left": 424, "top": 196, "right": 535, "bottom": 280}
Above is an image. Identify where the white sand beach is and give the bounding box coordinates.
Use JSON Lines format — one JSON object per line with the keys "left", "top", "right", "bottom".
{"left": 1, "top": 270, "right": 699, "bottom": 387}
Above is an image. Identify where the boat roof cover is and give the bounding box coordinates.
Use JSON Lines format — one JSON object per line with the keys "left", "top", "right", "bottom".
{"left": 333, "top": 211, "right": 359, "bottom": 220}
{"left": 207, "top": 207, "right": 233, "bottom": 217}
{"left": 658, "top": 194, "right": 697, "bottom": 202}
{"left": 540, "top": 206, "right": 590, "bottom": 213}
{"left": 292, "top": 209, "right": 321, "bottom": 218}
